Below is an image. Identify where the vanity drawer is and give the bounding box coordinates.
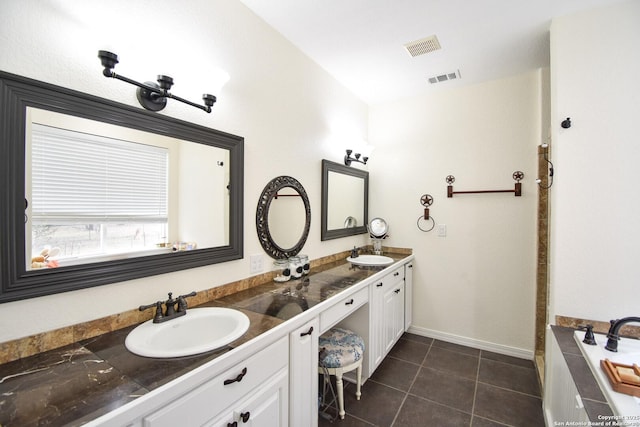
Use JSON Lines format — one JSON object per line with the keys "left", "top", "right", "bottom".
{"left": 320, "top": 286, "right": 368, "bottom": 333}
{"left": 383, "top": 265, "right": 404, "bottom": 287}
{"left": 143, "top": 336, "right": 288, "bottom": 427}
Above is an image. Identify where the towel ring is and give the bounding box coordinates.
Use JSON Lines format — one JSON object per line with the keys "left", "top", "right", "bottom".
{"left": 417, "top": 215, "right": 435, "bottom": 232}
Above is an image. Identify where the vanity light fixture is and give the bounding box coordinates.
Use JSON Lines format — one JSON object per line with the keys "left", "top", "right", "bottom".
{"left": 98, "top": 50, "right": 221, "bottom": 113}
{"left": 344, "top": 149, "right": 368, "bottom": 166}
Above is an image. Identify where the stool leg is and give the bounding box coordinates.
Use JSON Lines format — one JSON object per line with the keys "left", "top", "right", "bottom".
{"left": 336, "top": 370, "right": 345, "bottom": 419}
{"left": 355, "top": 363, "right": 362, "bottom": 400}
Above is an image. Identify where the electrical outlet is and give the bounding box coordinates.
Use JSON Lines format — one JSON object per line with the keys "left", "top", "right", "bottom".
{"left": 437, "top": 224, "right": 447, "bottom": 237}
{"left": 249, "top": 254, "right": 264, "bottom": 274}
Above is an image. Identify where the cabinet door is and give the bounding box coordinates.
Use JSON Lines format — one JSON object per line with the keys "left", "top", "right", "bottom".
{"left": 369, "top": 279, "right": 386, "bottom": 372}
{"left": 289, "top": 318, "right": 319, "bottom": 427}
{"left": 404, "top": 262, "right": 413, "bottom": 330}
{"left": 383, "top": 283, "right": 404, "bottom": 355}
{"left": 207, "top": 368, "right": 288, "bottom": 427}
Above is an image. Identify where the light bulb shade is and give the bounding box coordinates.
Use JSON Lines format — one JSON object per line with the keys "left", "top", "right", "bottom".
{"left": 209, "top": 68, "right": 230, "bottom": 96}
{"left": 157, "top": 75, "right": 174, "bottom": 90}
{"left": 98, "top": 50, "right": 119, "bottom": 69}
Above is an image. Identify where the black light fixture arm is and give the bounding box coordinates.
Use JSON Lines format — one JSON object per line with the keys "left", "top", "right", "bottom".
{"left": 344, "top": 149, "right": 369, "bottom": 166}
{"left": 98, "top": 50, "right": 216, "bottom": 113}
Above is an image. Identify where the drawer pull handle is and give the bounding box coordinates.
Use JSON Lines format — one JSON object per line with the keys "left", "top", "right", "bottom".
{"left": 394, "top": 272, "right": 400, "bottom": 277}
{"left": 241, "top": 411, "right": 251, "bottom": 423}
{"left": 224, "top": 367, "right": 247, "bottom": 385}
{"left": 376, "top": 282, "right": 383, "bottom": 287}
{"left": 345, "top": 298, "right": 354, "bottom": 305}
{"left": 394, "top": 289, "right": 401, "bottom": 294}
{"left": 227, "top": 423, "right": 237, "bottom": 427}
{"left": 408, "top": 264, "right": 413, "bottom": 268}
{"left": 300, "top": 326, "right": 314, "bottom": 337}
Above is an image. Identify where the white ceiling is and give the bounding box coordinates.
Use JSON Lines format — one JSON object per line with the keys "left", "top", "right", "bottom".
{"left": 239, "top": 0, "right": 627, "bottom": 105}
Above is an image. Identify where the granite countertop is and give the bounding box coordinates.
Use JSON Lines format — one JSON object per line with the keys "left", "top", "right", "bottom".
{"left": 0, "top": 255, "right": 407, "bottom": 427}
{"left": 551, "top": 325, "right": 614, "bottom": 420}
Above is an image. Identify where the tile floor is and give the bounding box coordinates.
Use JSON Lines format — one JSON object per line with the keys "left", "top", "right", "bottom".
{"left": 319, "top": 333, "right": 545, "bottom": 427}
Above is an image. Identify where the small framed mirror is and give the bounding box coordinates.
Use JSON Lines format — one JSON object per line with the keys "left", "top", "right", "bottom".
{"left": 321, "top": 159, "right": 368, "bottom": 240}
{"left": 256, "top": 176, "right": 311, "bottom": 259}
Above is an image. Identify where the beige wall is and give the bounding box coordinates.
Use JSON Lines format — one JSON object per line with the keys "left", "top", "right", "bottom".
{"left": 549, "top": 1, "right": 640, "bottom": 322}
{"left": 369, "top": 71, "right": 544, "bottom": 357}
{"left": 0, "top": 0, "right": 369, "bottom": 342}
{"left": 5, "top": 0, "right": 629, "bottom": 358}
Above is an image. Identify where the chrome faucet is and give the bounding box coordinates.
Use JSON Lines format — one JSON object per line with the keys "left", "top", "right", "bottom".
{"left": 605, "top": 316, "right": 640, "bottom": 352}
{"left": 139, "top": 291, "right": 197, "bottom": 323}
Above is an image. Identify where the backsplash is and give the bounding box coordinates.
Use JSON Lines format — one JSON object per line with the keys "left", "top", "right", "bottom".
{"left": 556, "top": 315, "right": 640, "bottom": 339}
{"left": 0, "top": 246, "right": 412, "bottom": 364}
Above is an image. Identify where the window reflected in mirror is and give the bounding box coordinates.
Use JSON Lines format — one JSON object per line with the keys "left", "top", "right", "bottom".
{"left": 25, "top": 107, "right": 230, "bottom": 269}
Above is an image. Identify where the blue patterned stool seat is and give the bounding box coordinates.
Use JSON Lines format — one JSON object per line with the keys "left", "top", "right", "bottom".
{"left": 318, "top": 327, "right": 365, "bottom": 420}
{"left": 319, "top": 327, "right": 365, "bottom": 368}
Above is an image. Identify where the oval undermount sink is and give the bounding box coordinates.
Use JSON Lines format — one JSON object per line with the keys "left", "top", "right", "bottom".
{"left": 125, "top": 307, "right": 250, "bottom": 358}
{"left": 346, "top": 255, "right": 394, "bottom": 266}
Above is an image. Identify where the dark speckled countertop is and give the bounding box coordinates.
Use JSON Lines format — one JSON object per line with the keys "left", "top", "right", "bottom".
{"left": 0, "top": 256, "right": 402, "bottom": 427}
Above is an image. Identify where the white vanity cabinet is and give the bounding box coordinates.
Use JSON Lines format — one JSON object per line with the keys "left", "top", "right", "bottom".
{"left": 289, "top": 318, "right": 319, "bottom": 427}
{"left": 141, "top": 336, "right": 288, "bottom": 427}
{"left": 369, "top": 264, "right": 406, "bottom": 374}
{"left": 543, "top": 328, "right": 589, "bottom": 425}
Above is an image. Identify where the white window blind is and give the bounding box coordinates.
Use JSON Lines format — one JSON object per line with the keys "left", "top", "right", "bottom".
{"left": 31, "top": 124, "right": 168, "bottom": 224}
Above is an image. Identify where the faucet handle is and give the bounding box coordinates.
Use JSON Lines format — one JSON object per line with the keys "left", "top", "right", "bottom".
{"left": 139, "top": 301, "right": 164, "bottom": 323}
{"left": 177, "top": 291, "right": 197, "bottom": 312}
{"left": 579, "top": 324, "right": 597, "bottom": 345}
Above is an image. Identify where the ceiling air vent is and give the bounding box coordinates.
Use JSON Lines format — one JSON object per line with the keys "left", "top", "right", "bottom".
{"left": 403, "top": 35, "right": 441, "bottom": 58}
{"left": 428, "top": 69, "right": 461, "bottom": 84}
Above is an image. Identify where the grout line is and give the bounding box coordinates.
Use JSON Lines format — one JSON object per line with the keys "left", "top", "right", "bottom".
{"left": 470, "top": 350, "right": 483, "bottom": 425}
{"left": 475, "top": 380, "right": 543, "bottom": 399}
{"left": 389, "top": 337, "right": 433, "bottom": 426}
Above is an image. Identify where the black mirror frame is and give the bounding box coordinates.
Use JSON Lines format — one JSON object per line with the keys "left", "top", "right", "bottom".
{"left": 0, "top": 71, "right": 244, "bottom": 303}
{"left": 256, "top": 176, "right": 311, "bottom": 259}
{"left": 321, "top": 159, "right": 369, "bottom": 241}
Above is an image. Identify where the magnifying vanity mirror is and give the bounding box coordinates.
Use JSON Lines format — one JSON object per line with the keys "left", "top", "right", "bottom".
{"left": 0, "top": 71, "right": 244, "bottom": 302}
{"left": 321, "top": 159, "right": 369, "bottom": 240}
{"left": 256, "top": 176, "right": 311, "bottom": 259}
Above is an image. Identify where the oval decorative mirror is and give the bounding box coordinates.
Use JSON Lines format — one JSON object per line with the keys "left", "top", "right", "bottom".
{"left": 256, "top": 176, "right": 311, "bottom": 259}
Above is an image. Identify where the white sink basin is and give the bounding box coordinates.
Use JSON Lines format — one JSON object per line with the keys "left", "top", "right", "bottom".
{"left": 126, "top": 307, "right": 250, "bottom": 358}
{"left": 346, "top": 255, "right": 394, "bottom": 266}
{"left": 574, "top": 331, "right": 640, "bottom": 417}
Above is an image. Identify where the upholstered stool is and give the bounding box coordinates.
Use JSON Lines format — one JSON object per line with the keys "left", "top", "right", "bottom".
{"left": 318, "top": 327, "right": 365, "bottom": 419}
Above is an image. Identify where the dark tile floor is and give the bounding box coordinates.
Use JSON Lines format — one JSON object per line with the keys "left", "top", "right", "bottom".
{"left": 319, "top": 333, "right": 545, "bottom": 427}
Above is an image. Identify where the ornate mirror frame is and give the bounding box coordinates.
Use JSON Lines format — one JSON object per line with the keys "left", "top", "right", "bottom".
{"left": 0, "top": 71, "right": 244, "bottom": 303}
{"left": 256, "top": 176, "right": 311, "bottom": 259}
{"left": 321, "top": 159, "right": 369, "bottom": 240}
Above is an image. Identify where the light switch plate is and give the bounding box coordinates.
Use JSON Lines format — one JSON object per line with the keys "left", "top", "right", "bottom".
{"left": 250, "top": 254, "right": 264, "bottom": 274}
{"left": 437, "top": 224, "right": 447, "bottom": 237}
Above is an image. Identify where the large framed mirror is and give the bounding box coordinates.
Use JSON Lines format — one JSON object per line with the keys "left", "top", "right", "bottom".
{"left": 321, "top": 159, "right": 368, "bottom": 240}
{"left": 0, "top": 71, "right": 244, "bottom": 303}
{"left": 256, "top": 176, "right": 311, "bottom": 259}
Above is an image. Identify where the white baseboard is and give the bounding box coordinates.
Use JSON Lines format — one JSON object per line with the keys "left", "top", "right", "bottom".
{"left": 407, "top": 325, "right": 534, "bottom": 360}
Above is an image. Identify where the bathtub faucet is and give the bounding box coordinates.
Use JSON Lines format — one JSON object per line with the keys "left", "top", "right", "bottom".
{"left": 605, "top": 316, "right": 640, "bottom": 352}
